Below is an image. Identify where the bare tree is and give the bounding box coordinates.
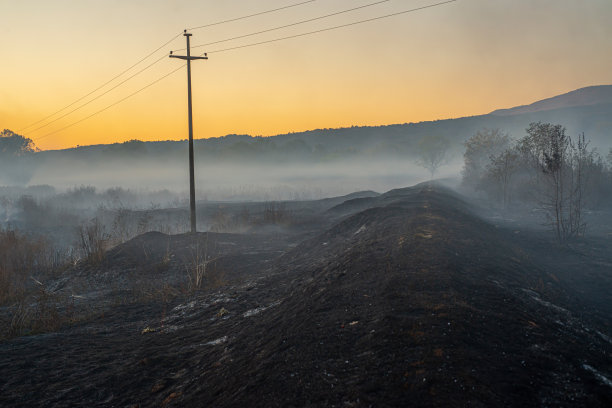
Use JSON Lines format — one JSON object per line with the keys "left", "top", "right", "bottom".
{"left": 517, "top": 123, "right": 590, "bottom": 242}
{"left": 484, "top": 147, "right": 521, "bottom": 209}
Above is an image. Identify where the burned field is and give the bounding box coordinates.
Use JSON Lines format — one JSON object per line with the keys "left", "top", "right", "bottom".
{"left": 1, "top": 184, "right": 611, "bottom": 407}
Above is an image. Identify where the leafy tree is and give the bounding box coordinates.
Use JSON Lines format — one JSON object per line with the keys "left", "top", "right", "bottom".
{"left": 415, "top": 134, "right": 450, "bottom": 179}
{"left": 462, "top": 128, "right": 511, "bottom": 191}
{"left": 0, "top": 129, "right": 36, "bottom": 157}
{"left": 0, "top": 129, "right": 37, "bottom": 185}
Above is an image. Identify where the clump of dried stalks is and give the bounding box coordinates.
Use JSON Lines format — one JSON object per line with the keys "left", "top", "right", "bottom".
{"left": 0, "top": 229, "right": 75, "bottom": 339}
{"left": 184, "top": 233, "right": 224, "bottom": 292}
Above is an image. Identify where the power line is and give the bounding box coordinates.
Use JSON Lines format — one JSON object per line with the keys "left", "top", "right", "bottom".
{"left": 21, "top": 1, "right": 317, "bottom": 134}
{"left": 182, "top": 0, "right": 390, "bottom": 52}
{"left": 19, "top": 33, "right": 183, "bottom": 133}
{"left": 208, "top": 0, "right": 458, "bottom": 54}
{"left": 187, "top": 0, "right": 316, "bottom": 31}
{"left": 33, "top": 0, "right": 458, "bottom": 142}
{"left": 34, "top": 66, "right": 185, "bottom": 142}
{"left": 25, "top": 55, "right": 169, "bottom": 136}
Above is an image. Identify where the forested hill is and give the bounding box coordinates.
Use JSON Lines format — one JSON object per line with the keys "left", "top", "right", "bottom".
{"left": 38, "top": 85, "right": 612, "bottom": 163}
{"left": 2, "top": 85, "right": 611, "bottom": 186}
{"left": 37, "top": 104, "right": 612, "bottom": 161}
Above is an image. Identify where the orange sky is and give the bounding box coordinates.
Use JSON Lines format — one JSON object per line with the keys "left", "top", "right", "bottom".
{"left": 1, "top": 0, "right": 611, "bottom": 150}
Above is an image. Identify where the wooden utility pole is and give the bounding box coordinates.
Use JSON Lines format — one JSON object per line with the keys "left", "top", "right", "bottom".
{"left": 170, "top": 30, "right": 208, "bottom": 233}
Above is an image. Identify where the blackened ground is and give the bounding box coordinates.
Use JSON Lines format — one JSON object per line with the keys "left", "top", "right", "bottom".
{"left": 0, "top": 183, "right": 611, "bottom": 407}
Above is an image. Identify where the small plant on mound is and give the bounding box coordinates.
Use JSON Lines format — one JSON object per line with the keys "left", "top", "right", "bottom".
{"left": 185, "top": 236, "right": 208, "bottom": 291}
{"left": 30, "top": 278, "right": 63, "bottom": 332}
{"left": 77, "top": 217, "right": 108, "bottom": 264}
{"left": 184, "top": 233, "right": 223, "bottom": 292}
{"left": 3, "top": 278, "right": 68, "bottom": 339}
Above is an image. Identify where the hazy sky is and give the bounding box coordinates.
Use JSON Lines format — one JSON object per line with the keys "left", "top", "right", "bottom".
{"left": 1, "top": 0, "right": 611, "bottom": 150}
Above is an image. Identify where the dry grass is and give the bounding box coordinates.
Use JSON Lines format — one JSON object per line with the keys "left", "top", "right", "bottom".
{"left": 0, "top": 228, "right": 76, "bottom": 339}
{"left": 183, "top": 234, "right": 226, "bottom": 292}
{"left": 1, "top": 226, "right": 232, "bottom": 340}
{"left": 2, "top": 279, "right": 68, "bottom": 339}
{"left": 0, "top": 229, "right": 59, "bottom": 305}
{"left": 77, "top": 218, "right": 108, "bottom": 265}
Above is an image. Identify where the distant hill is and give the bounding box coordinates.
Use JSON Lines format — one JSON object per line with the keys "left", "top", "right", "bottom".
{"left": 2, "top": 85, "right": 611, "bottom": 189}
{"left": 33, "top": 84, "right": 612, "bottom": 160}
{"left": 490, "top": 85, "right": 612, "bottom": 116}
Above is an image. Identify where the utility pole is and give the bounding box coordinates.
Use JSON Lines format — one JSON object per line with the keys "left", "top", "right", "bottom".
{"left": 170, "top": 30, "right": 208, "bottom": 233}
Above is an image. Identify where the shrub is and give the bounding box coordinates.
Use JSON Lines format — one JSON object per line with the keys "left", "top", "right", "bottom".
{"left": 77, "top": 218, "right": 108, "bottom": 264}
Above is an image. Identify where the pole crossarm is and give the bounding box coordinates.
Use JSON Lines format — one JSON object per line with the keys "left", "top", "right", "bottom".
{"left": 169, "top": 54, "right": 208, "bottom": 61}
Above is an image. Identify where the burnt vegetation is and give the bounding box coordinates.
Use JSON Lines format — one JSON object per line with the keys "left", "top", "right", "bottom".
{"left": 0, "top": 180, "right": 611, "bottom": 407}
{"left": 1, "top": 90, "right": 612, "bottom": 405}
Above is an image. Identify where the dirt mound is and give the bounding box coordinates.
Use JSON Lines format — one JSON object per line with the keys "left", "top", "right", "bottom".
{"left": 326, "top": 183, "right": 474, "bottom": 220}
{"left": 224, "top": 183, "right": 611, "bottom": 406}
{"left": 0, "top": 184, "right": 610, "bottom": 407}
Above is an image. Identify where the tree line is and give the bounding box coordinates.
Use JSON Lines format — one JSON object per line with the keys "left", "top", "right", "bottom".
{"left": 462, "top": 123, "right": 612, "bottom": 243}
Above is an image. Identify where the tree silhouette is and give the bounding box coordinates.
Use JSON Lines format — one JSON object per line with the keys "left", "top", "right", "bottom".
{"left": 0, "top": 129, "right": 36, "bottom": 157}
{"left": 415, "top": 134, "right": 449, "bottom": 179}
{"left": 462, "top": 128, "right": 511, "bottom": 191}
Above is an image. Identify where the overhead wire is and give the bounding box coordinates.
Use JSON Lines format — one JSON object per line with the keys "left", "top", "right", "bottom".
{"left": 187, "top": 0, "right": 317, "bottom": 31}
{"left": 19, "top": 32, "right": 183, "bottom": 133}
{"left": 35, "top": 66, "right": 185, "bottom": 142}
{"left": 182, "top": 0, "right": 391, "bottom": 52}
{"left": 22, "top": 0, "right": 319, "bottom": 135}
{"left": 208, "top": 0, "right": 457, "bottom": 54}
{"left": 26, "top": 54, "right": 169, "bottom": 135}
{"left": 32, "top": 0, "right": 458, "bottom": 142}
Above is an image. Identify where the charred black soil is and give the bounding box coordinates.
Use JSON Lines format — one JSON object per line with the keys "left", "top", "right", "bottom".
{"left": 1, "top": 184, "right": 611, "bottom": 407}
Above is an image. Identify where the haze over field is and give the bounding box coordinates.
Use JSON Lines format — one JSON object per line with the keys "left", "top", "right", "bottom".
{"left": 2, "top": 84, "right": 612, "bottom": 263}
{"left": 2, "top": 85, "right": 611, "bottom": 200}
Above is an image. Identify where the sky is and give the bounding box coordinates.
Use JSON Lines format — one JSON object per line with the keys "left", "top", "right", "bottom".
{"left": 1, "top": 0, "right": 611, "bottom": 150}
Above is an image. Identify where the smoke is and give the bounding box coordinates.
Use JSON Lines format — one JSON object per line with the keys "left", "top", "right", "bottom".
{"left": 25, "top": 155, "right": 463, "bottom": 201}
